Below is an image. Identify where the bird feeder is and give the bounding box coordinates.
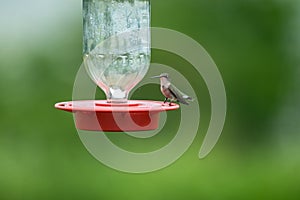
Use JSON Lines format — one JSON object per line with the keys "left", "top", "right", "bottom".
{"left": 55, "top": 0, "right": 179, "bottom": 132}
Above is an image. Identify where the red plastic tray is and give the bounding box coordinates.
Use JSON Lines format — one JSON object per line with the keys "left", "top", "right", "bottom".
{"left": 55, "top": 100, "right": 179, "bottom": 132}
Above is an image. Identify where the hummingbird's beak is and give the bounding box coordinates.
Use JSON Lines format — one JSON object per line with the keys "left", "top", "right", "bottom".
{"left": 151, "top": 75, "right": 161, "bottom": 78}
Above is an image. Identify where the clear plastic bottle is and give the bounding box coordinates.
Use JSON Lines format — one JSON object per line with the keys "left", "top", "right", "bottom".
{"left": 83, "top": 0, "right": 151, "bottom": 103}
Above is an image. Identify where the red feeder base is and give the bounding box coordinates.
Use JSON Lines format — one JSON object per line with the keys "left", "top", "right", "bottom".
{"left": 55, "top": 100, "right": 179, "bottom": 132}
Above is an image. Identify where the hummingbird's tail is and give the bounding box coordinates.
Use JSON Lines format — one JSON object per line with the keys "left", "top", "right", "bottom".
{"left": 183, "top": 95, "right": 194, "bottom": 102}
{"left": 177, "top": 95, "right": 194, "bottom": 105}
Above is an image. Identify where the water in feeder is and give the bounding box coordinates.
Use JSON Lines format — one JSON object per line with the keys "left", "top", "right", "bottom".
{"left": 83, "top": 0, "right": 150, "bottom": 102}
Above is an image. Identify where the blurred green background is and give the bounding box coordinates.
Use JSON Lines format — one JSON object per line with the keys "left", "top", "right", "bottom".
{"left": 1, "top": 0, "right": 300, "bottom": 199}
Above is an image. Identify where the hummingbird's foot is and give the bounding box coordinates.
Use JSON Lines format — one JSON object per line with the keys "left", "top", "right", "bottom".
{"left": 164, "top": 98, "right": 168, "bottom": 103}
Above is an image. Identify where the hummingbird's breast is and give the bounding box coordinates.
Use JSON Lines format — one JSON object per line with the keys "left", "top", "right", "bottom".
{"left": 161, "top": 85, "right": 174, "bottom": 99}
{"left": 160, "top": 77, "right": 174, "bottom": 99}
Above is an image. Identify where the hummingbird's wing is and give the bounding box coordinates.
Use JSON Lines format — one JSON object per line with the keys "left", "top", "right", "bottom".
{"left": 168, "top": 84, "right": 192, "bottom": 105}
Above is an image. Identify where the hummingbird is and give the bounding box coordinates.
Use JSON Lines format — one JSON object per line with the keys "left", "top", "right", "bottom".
{"left": 151, "top": 73, "right": 193, "bottom": 105}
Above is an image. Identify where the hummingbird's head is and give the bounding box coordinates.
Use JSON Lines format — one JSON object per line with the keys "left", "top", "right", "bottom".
{"left": 151, "top": 73, "right": 169, "bottom": 79}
